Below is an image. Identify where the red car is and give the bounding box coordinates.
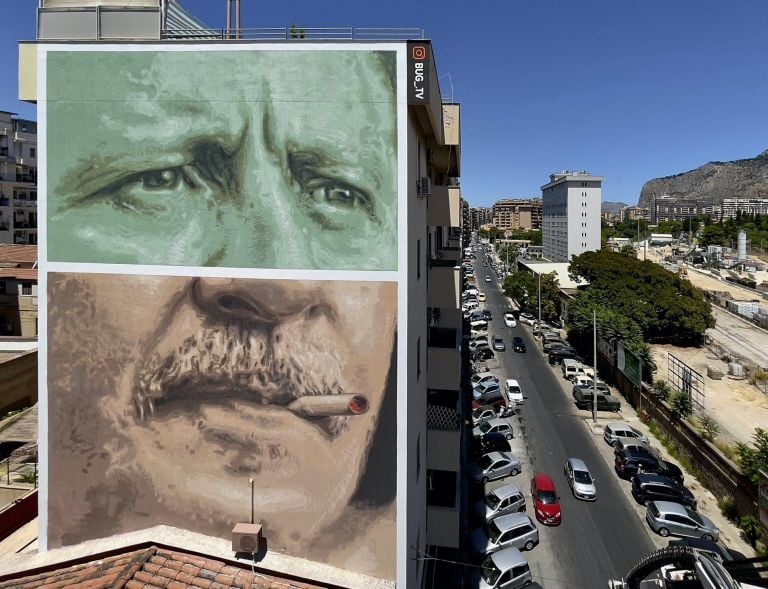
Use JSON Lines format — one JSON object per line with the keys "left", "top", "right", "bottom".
{"left": 471, "top": 394, "right": 507, "bottom": 411}
{"left": 531, "top": 473, "right": 562, "bottom": 526}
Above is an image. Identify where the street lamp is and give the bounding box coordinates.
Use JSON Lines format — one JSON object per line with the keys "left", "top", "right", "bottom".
{"left": 593, "top": 308, "right": 598, "bottom": 424}
{"left": 537, "top": 272, "right": 542, "bottom": 329}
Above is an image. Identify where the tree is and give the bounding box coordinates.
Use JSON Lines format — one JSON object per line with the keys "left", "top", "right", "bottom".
{"left": 736, "top": 428, "right": 768, "bottom": 485}
{"left": 502, "top": 271, "right": 535, "bottom": 308}
{"left": 669, "top": 389, "right": 693, "bottom": 419}
{"left": 502, "top": 270, "right": 560, "bottom": 319}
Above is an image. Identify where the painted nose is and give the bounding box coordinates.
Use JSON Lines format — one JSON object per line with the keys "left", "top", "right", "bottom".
{"left": 188, "top": 277, "right": 328, "bottom": 326}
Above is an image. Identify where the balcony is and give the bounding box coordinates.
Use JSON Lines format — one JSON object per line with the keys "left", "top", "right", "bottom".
{"left": 15, "top": 176, "right": 36, "bottom": 185}
{"left": 38, "top": 5, "right": 161, "bottom": 41}
{"left": 426, "top": 469, "right": 460, "bottom": 549}
{"left": 427, "top": 326, "right": 460, "bottom": 391}
{"left": 427, "top": 389, "right": 460, "bottom": 472}
{"left": 427, "top": 260, "right": 460, "bottom": 310}
{"left": 14, "top": 223, "right": 38, "bottom": 230}
{"left": 427, "top": 185, "right": 461, "bottom": 228}
{"left": 13, "top": 199, "right": 37, "bottom": 209}
{"left": 13, "top": 131, "right": 35, "bottom": 143}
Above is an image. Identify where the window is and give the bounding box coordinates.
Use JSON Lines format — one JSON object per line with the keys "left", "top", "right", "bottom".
{"left": 416, "top": 239, "right": 421, "bottom": 280}
{"left": 29, "top": 147, "right": 36, "bottom": 158}
{"left": 21, "top": 283, "right": 32, "bottom": 295}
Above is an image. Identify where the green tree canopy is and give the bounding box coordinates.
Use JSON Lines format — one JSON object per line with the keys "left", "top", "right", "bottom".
{"left": 503, "top": 270, "right": 560, "bottom": 320}
{"left": 568, "top": 250, "right": 714, "bottom": 345}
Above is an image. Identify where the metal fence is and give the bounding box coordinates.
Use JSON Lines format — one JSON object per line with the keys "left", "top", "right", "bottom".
{"left": 162, "top": 27, "right": 426, "bottom": 41}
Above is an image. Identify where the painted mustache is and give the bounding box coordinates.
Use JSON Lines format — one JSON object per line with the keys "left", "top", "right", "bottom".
{"left": 132, "top": 322, "right": 368, "bottom": 428}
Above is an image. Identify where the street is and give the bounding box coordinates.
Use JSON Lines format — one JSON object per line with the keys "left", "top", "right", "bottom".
{"left": 469, "top": 263, "right": 656, "bottom": 587}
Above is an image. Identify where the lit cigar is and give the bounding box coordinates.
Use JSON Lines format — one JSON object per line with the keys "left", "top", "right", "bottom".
{"left": 287, "top": 394, "right": 369, "bottom": 417}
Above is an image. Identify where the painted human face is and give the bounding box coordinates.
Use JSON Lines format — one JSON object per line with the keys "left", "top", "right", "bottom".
{"left": 46, "top": 49, "right": 398, "bottom": 270}
{"left": 46, "top": 274, "right": 397, "bottom": 568}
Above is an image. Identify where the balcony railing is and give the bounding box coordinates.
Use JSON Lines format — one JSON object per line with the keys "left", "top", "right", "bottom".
{"left": 15, "top": 176, "right": 36, "bottom": 184}
{"left": 14, "top": 222, "right": 38, "bottom": 229}
{"left": 162, "top": 27, "right": 426, "bottom": 40}
{"left": 13, "top": 199, "right": 37, "bottom": 208}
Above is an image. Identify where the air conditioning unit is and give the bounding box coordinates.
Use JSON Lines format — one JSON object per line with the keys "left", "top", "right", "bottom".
{"left": 417, "top": 177, "right": 432, "bottom": 197}
{"left": 231, "top": 522, "right": 263, "bottom": 553}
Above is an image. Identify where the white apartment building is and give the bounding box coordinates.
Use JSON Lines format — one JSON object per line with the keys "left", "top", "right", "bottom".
{"left": 721, "top": 198, "right": 768, "bottom": 219}
{"left": 541, "top": 170, "right": 603, "bottom": 262}
{"left": 0, "top": 111, "right": 38, "bottom": 246}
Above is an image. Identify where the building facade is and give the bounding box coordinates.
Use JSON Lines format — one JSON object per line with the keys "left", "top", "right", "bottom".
{"left": 620, "top": 206, "right": 650, "bottom": 222}
{"left": 0, "top": 245, "right": 38, "bottom": 337}
{"left": 469, "top": 206, "right": 492, "bottom": 231}
{"left": 21, "top": 6, "right": 463, "bottom": 588}
{"left": 651, "top": 194, "right": 720, "bottom": 223}
{"left": 721, "top": 198, "right": 768, "bottom": 219}
{"left": 491, "top": 198, "right": 542, "bottom": 230}
{"left": 541, "top": 171, "right": 603, "bottom": 262}
{"left": 0, "top": 112, "right": 38, "bottom": 246}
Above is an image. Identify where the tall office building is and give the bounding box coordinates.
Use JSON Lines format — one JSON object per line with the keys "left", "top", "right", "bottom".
{"left": 541, "top": 170, "right": 603, "bottom": 262}
{"left": 15, "top": 3, "right": 464, "bottom": 588}
{"left": 0, "top": 111, "right": 38, "bottom": 246}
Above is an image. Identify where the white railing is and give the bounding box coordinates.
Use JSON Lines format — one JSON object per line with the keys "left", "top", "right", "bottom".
{"left": 162, "top": 27, "right": 426, "bottom": 41}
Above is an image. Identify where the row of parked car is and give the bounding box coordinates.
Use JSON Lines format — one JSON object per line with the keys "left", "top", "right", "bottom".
{"left": 602, "top": 422, "right": 721, "bottom": 542}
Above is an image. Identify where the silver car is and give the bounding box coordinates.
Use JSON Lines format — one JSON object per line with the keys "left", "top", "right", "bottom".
{"left": 473, "top": 418, "right": 515, "bottom": 440}
{"left": 563, "top": 458, "right": 597, "bottom": 501}
{"left": 603, "top": 422, "right": 650, "bottom": 446}
{"left": 646, "top": 500, "right": 719, "bottom": 542}
{"left": 474, "top": 483, "right": 526, "bottom": 522}
{"left": 473, "top": 548, "right": 533, "bottom": 589}
{"left": 472, "top": 405, "right": 500, "bottom": 426}
{"left": 470, "top": 513, "right": 539, "bottom": 556}
{"left": 468, "top": 451, "right": 522, "bottom": 484}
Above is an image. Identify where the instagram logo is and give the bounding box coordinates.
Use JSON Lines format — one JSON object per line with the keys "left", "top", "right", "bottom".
{"left": 412, "top": 46, "right": 426, "bottom": 61}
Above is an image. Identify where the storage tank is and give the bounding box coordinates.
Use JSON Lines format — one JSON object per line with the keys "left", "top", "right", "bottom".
{"left": 738, "top": 230, "right": 747, "bottom": 262}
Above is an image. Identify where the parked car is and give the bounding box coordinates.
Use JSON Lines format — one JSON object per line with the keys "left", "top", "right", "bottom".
{"left": 470, "top": 513, "right": 539, "bottom": 556}
{"left": 542, "top": 340, "right": 568, "bottom": 354}
{"left": 471, "top": 548, "right": 533, "bottom": 589}
{"left": 573, "top": 390, "right": 621, "bottom": 412}
{"left": 473, "top": 347, "right": 496, "bottom": 362}
{"left": 472, "top": 405, "right": 500, "bottom": 426}
{"left": 604, "top": 422, "right": 650, "bottom": 446}
{"left": 614, "top": 449, "right": 664, "bottom": 480}
{"left": 504, "top": 313, "right": 517, "bottom": 327}
{"left": 547, "top": 347, "right": 583, "bottom": 365}
{"left": 468, "top": 451, "right": 522, "bottom": 483}
{"left": 474, "top": 381, "right": 503, "bottom": 403}
{"left": 472, "top": 394, "right": 508, "bottom": 411}
{"left": 631, "top": 473, "right": 697, "bottom": 509}
{"left": 612, "top": 437, "right": 662, "bottom": 459}
{"left": 474, "top": 484, "right": 527, "bottom": 522}
{"left": 473, "top": 432, "right": 513, "bottom": 457}
{"left": 656, "top": 460, "right": 685, "bottom": 484}
{"left": 512, "top": 337, "right": 527, "bottom": 353}
{"left": 479, "top": 293, "right": 488, "bottom": 302}
{"left": 492, "top": 336, "right": 506, "bottom": 351}
{"left": 563, "top": 458, "right": 597, "bottom": 501}
{"left": 469, "top": 338, "right": 490, "bottom": 352}
{"left": 481, "top": 309, "right": 493, "bottom": 321}
{"left": 646, "top": 501, "right": 719, "bottom": 541}
{"left": 530, "top": 473, "right": 561, "bottom": 526}
{"left": 549, "top": 318, "right": 564, "bottom": 329}
{"left": 505, "top": 379, "right": 524, "bottom": 405}
{"left": 519, "top": 312, "right": 536, "bottom": 325}
{"left": 471, "top": 373, "right": 500, "bottom": 387}
{"left": 473, "top": 418, "right": 515, "bottom": 440}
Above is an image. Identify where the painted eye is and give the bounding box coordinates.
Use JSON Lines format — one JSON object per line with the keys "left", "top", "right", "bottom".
{"left": 308, "top": 183, "right": 368, "bottom": 210}
{"left": 138, "top": 169, "right": 183, "bottom": 191}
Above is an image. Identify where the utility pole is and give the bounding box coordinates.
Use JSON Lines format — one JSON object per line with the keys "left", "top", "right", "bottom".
{"left": 593, "top": 308, "right": 598, "bottom": 424}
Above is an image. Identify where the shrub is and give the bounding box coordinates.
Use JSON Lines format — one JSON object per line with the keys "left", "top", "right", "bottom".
{"left": 652, "top": 380, "right": 671, "bottom": 402}
{"left": 16, "top": 468, "right": 37, "bottom": 485}
{"left": 718, "top": 497, "right": 738, "bottom": 522}
{"left": 740, "top": 515, "right": 764, "bottom": 548}
{"left": 669, "top": 389, "right": 693, "bottom": 419}
{"left": 697, "top": 413, "right": 721, "bottom": 442}
{"left": 736, "top": 428, "right": 768, "bottom": 485}
{"left": 714, "top": 439, "right": 736, "bottom": 461}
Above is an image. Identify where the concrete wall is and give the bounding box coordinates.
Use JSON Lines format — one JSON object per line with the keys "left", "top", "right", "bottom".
{"left": 0, "top": 351, "right": 37, "bottom": 415}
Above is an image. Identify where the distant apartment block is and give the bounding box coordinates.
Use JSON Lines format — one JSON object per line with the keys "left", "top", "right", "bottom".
{"left": 0, "top": 111, "right": 38, "bottom": 246}
{"left": 0, "top": 244, "right": 38, "bottom": 336}
{"left": 491, "top": 198, "right": 542, "bottom": 230}
{"left": 721, "top": 198, "right": 768, "bottom": 219}
{"left": 620, "top": 206, "right": 650, "bottom": 222}
{"left": 651, "top": 194, "right": 720, "bottom": 223}
{"left": 469, "top": 206, "right": 492, "bottom": 230}
{"left": 541, "top": 171, "right": 603, "bottom": 262}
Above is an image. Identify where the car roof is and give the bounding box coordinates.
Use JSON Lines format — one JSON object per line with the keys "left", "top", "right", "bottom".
{"left": 491, "top": 483, "right": 522, "bottom": 500}
{"left": 491, "top": 547, "right": 527, "bottom": 569}
{"left": 532, "top": 473, "right": 555, "bottom": 490}
{"left": 513, "top": 336, "right": 524, "bottom": 342}
{"left": 606, "top": 422, "right": 636, "bottom": 431}
{"left": 505, "top": 379, "right": 520, "bottom": 387}
{"left": 474, "top": 404, "right": 495, "bottom": 412}
{"left": 653, "top": 500, "right": 691, "bottom": 515}
{"left": 494, "top": 512, "right": 532, "bottom": 530}
{"left": 567, "top": 458, "right": 589, "bottom": 471}
{"left": 483, "top": 418, "right": 511, "bottom": 427}
{"left": 635, "top": 472, "right": 678, "bottom": 486}
{"left": 486, "top": 451, "right": 512, "bottom": 462}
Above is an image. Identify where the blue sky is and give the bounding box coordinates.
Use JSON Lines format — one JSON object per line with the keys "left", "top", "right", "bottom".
{"left": 3, "top": 0, "right": 767, "bottom": 207}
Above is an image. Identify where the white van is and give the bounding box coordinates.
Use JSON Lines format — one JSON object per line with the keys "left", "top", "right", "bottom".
{"left": 561, "top": 359, "right": 581, "bottom": 381}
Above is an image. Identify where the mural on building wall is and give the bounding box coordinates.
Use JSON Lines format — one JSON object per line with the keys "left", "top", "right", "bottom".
{"left": 46, "top": 49, "right": 398, "bottom": 271}
{"left": 47, "top": 273, "right": 397, "bottom": 577}
{"left": 42, "top": 45, "right": 402, "bottom": 580}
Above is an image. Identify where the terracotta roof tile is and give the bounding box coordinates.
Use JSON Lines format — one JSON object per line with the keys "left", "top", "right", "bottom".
{"left": 0, "top": 268, "right": 37, "bottom": 280}
{"left": 0, "top": 545, "right": 333, "bottom": 589}
{"left": 0, "top": 245, "right": 37, "bottom": 265}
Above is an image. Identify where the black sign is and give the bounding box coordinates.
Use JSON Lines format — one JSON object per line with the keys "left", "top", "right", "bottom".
{"left": 407, "top": 42, "right": 431, "bottom": 104}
